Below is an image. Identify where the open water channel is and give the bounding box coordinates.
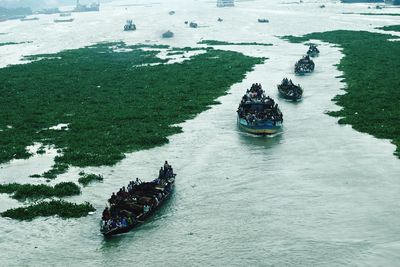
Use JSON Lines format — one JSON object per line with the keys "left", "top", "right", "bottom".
{"left": 1, "top": 0, "right": 400, "bottom": 265}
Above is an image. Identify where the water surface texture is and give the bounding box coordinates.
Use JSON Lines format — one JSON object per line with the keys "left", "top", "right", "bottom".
{"left": 1, "top": 0, "right": 400, "bottom": 266}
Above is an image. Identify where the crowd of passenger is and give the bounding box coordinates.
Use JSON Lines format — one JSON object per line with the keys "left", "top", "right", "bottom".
{"left": 307, "top": 44, "right": 320, "bottom": 56}
{"left": 295, "top": 55, "right": 315, "bottom": 73}
{"left": 101, "top": 161, "right": 175, "bottom": 233}
{"left": 237, "top": 83, "right": 283, "bottom": 124}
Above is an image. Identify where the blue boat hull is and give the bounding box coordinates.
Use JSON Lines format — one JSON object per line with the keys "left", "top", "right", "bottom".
{"left": 237, "top": 117, "right": 282, "bottom": 135}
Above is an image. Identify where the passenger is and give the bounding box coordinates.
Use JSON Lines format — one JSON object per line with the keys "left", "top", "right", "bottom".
{"left": 159, "top": 167, "right": 164, "bottom": 179}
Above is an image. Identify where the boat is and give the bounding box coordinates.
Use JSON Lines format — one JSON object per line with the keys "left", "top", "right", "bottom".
{"left": 217, "top": 0, "right": 235, "bottom": 7}
{"left": 218, "top": 17, "right": 223, "bottom": 22}
{"left": 124, "top": 20, "right": 136, "bottom": 31}
{"left": 258, "top": 18, "right": 269, "bottom": 23}
{"left": 20, "top": 17, "right": 39, "bottom": 21}
{"left": 169, "top": 11, "right": 175, "bottom": 15}
{"left": 277, "top": 78, "right": 303, "bottom": 101}
{"left": 54, "top": 18, "right": 74, "bottom": 23}
{"left": 189, "top": 22, "right": 198, "bottom": 28}
{"left": 162, "top": 30, "right": 174, "bottom": 38}
{"left": 100, "top": 163, "right": 176, "bottom": 237}
{"left": 60, "top": 13, "right": 71, "bottom": 17}
{"left": 237, "top": 83, "right": 283, "bottom": 135}
{"left": 294, "top": 55, "right": 315, "bottom": 75}
{"left": 307, "top": 44, "right": 320, "bottom": 57}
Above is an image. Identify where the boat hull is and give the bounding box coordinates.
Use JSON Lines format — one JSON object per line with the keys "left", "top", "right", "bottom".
{"left": 238, "top": 117, "right": 282, "bottom": 135}
{"left": 277, "top": 86, "right": 302, "bottom": 101}
{"left": 101, "top": 181, "right": 175, "bottom": 237}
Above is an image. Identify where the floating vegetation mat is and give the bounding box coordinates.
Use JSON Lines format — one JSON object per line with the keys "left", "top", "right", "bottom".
{"left": 1, "top": 200, "right": 95, "bottom": 220}
{"left": 0, "top": 42, "right": 264, "bottom": 170}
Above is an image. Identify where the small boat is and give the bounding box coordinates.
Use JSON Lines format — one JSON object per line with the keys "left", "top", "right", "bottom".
{"left": 59, "top": 13, "right": 71, "bottom": 17}
{"left": 258, "top": 18, "right": 269, "bottom": 23}
{"left": 294, "top": 55, "right": 315, "bottom": 75}
{"left": 277, "top": 78, "right": 303, "bottom": 101}
{"left": 100, "top": 163, "right": 176, "bottom": 237}
{"left": 217, "top": 17, "right": 223, "bottom": 22}
{"left": 54, "top": 18, "right": 74, "bottom": 23}
{"left": 162, "top": 30, "right": 174, "bottom": 38}
{"left": 169, "top": 11, "right": 175, "bottom": 15}
{"left": 307, "top": 44, "right": 319, "bottom": 57}
{"left": 237, "top": 83, "right": 283, "bottom": 135}
{"left": 189, "top": 22, "right": 198, "bottom": 28}
{"left": 20, "top": 17, "right": 39, "bottom": 21}
{"left": 124, "top": 20, "right": 136, "bottom": 31}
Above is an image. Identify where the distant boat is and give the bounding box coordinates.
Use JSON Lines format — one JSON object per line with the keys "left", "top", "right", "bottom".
{"left": 60, "top": 13, "right": 71, "bottom": 17}
{"left": 277, "top": 79, "right": 303, "bottom": 101}
{"left": 124, "top": 20, "right": 136, "bottom": 31}
{"left": 217, "top": 0, "right": 235, "bottom": 7}
{"left": 189, "top": 22, "right": 198, "bottom": 28}
{"left": 258, "top": 18, "right": 269, "bottom": 23}
{"left": 74, "top": 0, "right": 100, "bottom": 12}
{"left": 162, "top": 30, "right": 174, "bottom": 38}
{"left": 169, "top": 11, "right": 175, "bottom": 15}
{"left": 20, "top": 17, "right": 39, "bottom": 21}
{"left": 54, "top": 18, "right": 74, "bottom": 23}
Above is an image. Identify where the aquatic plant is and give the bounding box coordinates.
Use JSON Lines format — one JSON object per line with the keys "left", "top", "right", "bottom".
{"left": 0, "top": 182, "right": 80, "bottom": 200}
{"left": 198, "top": 40, "right": 273, "bottom": 46}
{"left": 0, "top": 42, "right": 263, "bottom": 170}
{"left": 78, "top": 173, "right": 104, "bottom": 186}
{"left": 377, "top": 25, "right": 400, "bottom": 32}
{"left": 283, "top": 30, "right": 400, "bottom": 158}
{"left": 1, "top": 200, "right": 95, "bottom": 220}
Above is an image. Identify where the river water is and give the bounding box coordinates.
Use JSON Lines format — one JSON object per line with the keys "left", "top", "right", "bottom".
{"left": 1, "top": 0, "right": 400, "bottom": 266}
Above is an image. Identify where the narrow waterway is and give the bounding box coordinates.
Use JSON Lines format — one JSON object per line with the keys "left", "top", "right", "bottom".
{"left": 1, "top": 0, "right": 400, "bottom": 266}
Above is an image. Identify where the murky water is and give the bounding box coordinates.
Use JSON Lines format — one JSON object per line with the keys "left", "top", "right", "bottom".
{"left": 1, "top": 0, "right": 400, "bottom": 266}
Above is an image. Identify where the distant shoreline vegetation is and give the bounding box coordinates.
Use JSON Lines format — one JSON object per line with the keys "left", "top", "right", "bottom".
{"left": 0, "top": 41, "right": 32, "bottom": 47}
{"left": 342, "top": 12, "right": 400, "bottom": 16}
{"left": 198, "top": 40, "right": 273, "bottom": 46}
{"left": 282, "top": 30, "right": 400, "bottom": 158}
{"left": 377, "top": 25, "right": 400, "bottom": 32}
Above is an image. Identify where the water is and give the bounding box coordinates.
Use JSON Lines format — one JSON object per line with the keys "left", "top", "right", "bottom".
{"left": 1, "top": 0, "right": 400, "bottom": 266}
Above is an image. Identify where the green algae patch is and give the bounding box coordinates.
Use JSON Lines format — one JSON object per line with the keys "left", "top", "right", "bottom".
{"left": 198, "top": 40, "right": 273, "bottom": 46}
{"left": 0, "top": 42, "right": 264, "bottom": 169}
{"left": 283, "top": 30, "right": 400, "bottom": 158}
{"left": 1, "top": 200, "right": 95, "bottom": 220}
{"left": 378, "top": 25, "right": 400, "bottom": 32}
{"left": 78, "top": 173, "right": 103, "bottom": 186}
{"left": 0, "top": 182, "right": 80, "bottom": 200}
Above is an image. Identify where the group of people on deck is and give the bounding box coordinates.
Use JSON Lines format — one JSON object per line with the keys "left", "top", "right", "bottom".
{"left": 101, "top": 161, "right": 175, "bottom": 233}
{"left": 237, "top": 83, "right": 283, "bottom": 125}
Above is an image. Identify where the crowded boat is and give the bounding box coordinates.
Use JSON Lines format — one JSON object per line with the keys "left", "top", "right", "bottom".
{"left": 100, "top": 162, "right": 176, "bottom": 237}
{"left": 277, "top": 78, "right": 303, "bottom": 101}
{"left": 237, "top": 83, "right": 283, "bottom": 135}
{"left": 294, "top": 55, "right": 315, "bottom": 74}
{"left": 124, "top": 20, "right": 136, "bottom": 31}
{"left": 307, "top": 44, "right": 320, "bottom": 57}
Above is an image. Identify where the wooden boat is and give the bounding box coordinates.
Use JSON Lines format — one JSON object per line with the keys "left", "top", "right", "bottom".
{"left": 237, "top": 85, "right": 283, "bottom": 135}
{"left": 258, "top": 18, "right": 269, "bottom": 23}
{"left": 277, "top": 83, "right": 303, "bottom": 101}
{"left": 54, "top": 18, "right": 74, "bottom": 23}
{"left": 294, "top": 56, "right": 315, "bottom": 75}
{"left": 101, "top": 167, "right": 176, "bottom": 237}
{"left": 162, "top": 30, "right": 174, "bottom": 38}
{"left": 307, "top": 45, "right": 320, "bottom": 57}
{"left": 237, "top": 115, "right": 282, "bottom": 135}
{"left": 124, "top": 20, "right": 136, "bottom": 31}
